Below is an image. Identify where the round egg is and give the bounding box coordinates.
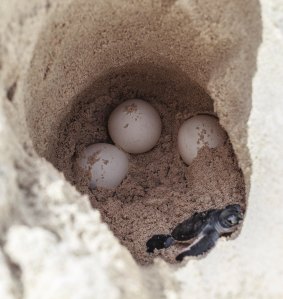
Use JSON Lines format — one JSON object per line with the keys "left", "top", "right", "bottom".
{"left": 108, "top": 99, "right": 162, "bottom": 154}
{"left": 177, "top": 114, "right": 227, "bottom": 165}
{"left": 77, "top": 143, "right": 128, "bottom": 189}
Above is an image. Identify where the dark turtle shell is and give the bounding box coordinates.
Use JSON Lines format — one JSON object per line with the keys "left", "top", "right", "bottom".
{"left": 172, "top": 210, "right": 216, "bottom": 241}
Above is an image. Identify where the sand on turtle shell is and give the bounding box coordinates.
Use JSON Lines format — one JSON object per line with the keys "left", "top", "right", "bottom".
{"left": 51, "top": 70, "right": 245, "bottom": 265}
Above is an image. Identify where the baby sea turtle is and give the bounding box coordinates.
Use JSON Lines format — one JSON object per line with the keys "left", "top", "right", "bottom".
{"left": 146, "top": 204, "right": 243, "bottom": 261}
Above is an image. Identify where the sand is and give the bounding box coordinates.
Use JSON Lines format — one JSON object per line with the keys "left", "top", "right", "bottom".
{"left": 50, "top": 65, "right": 245, "bottom": 264}
{"left": 6, "top": 0, "right": 283, "bottom": 297}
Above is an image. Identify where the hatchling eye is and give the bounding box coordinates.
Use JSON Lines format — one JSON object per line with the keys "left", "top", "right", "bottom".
{"left": 227, "top": 215, "right": 236, "bottom": 224}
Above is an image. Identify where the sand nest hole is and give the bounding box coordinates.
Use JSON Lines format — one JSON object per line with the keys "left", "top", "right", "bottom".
{"left": 50, "top": 64, "right": 245, "bottom": 264}
{"left": 27, "top": 64, "right": 246, "bottom": 265}
{"left": 23, "top": 0, "right": 261, "bottom": 264}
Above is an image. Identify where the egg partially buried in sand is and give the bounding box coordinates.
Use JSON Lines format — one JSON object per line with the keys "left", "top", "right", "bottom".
{"left": 77, "top": 143, "right": 128, "bottom": 189}
{"left": 108, "top": 99, "right": 162, "bottom": 154}
{"left": 178, "top": 114, "right": 227, "bottom": 165}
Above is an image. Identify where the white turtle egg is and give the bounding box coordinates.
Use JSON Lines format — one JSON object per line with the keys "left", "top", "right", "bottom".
{"left": 77, "top": 143, "right": 128, "bottom": 189}
{"left": 177, "top": 114, "right": 227, "bottom": 165}
{"left": 108, "top": 99, "right": 162, "bottom": 154}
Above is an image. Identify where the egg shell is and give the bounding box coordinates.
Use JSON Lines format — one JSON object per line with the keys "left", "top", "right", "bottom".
{"left": 108, "top": 99, "right": 162, "bottom": 154}
{"left": 77, "top": 143, "right": 128, "bottom": 189}
{"left": 177, "top": 114, "right": 227, "bottom": 165}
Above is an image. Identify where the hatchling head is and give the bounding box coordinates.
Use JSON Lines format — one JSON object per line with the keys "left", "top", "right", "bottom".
{"left": 218, "top": 204, "right": 243, "bottom": 232}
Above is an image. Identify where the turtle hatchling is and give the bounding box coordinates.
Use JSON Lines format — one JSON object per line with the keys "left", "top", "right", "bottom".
{"left": 146, "top": 204, "right": 243, "bottom": 261}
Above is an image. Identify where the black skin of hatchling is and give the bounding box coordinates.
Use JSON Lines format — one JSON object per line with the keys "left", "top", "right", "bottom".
{"left": 146, "top": 204, "right": 243, "bottom": 261}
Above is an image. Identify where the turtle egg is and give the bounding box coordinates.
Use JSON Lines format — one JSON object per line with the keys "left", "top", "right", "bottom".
{"left": 108, "top": 99, "right": 162, "bottom": 154}
{"left": 77, "top": 143, "right": 128, "bottom": 189}
{"left": 177, "top": 114, "right": 227, "bottom": 165}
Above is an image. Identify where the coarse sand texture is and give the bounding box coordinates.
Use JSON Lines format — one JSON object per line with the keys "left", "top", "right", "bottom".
{"left": 22, "top": 0, "right": 261, "bottom": 265}
{"left": 50, "top": 65, "right": 245, "bottom": 264}
{"left": 4, "top": 0, "right": 281, "bottom": 298}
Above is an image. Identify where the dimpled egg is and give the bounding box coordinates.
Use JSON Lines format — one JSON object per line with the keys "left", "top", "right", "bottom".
{"left": 178, "top": 114, "right": 227, "bottom": 165}
{"left": 108, "top": 99, "right": 162, "bottom": 154}
{"left": 77, "top": 143, "right": 128, "bottom": 189}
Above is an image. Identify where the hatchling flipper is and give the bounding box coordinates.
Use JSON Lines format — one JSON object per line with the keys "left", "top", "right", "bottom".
{"left": 146, "top": 234, "right": 175, "bottom": 253}
{"left": 175, "top": 229, "right": 219, "bottom": 261}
